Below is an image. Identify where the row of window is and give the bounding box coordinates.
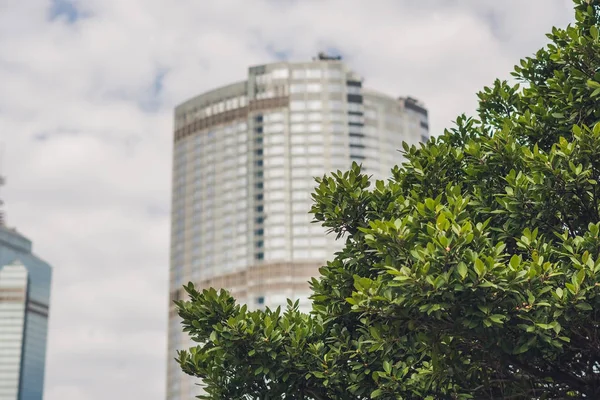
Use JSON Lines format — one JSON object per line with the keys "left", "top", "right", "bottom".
{"left": 174, "top": 124, "right": 248, "bottom": 158}
{"left": 256, "top": 154, "right": 333, "bottom": 167}
{"left": 290, "top": 100, "right": 344, "bottom": 111}
{"left": 289, "top": 83, "right": 346, "bottom": 93}
{"left": 290, "top": 112, "right": 333, "bottom": 122}
{"left": 177, "top": 96, "right": 248, "bottom": 126}
{"left": 347, "top": 85, "right": 361, "bottom": 95}
{"left": 255, "top": 67, "right": 343, "bottom": 82}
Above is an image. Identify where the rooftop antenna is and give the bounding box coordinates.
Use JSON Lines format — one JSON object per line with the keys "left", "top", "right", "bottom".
{"left": 0, "top": 143, "right": 5, "bottom": 226}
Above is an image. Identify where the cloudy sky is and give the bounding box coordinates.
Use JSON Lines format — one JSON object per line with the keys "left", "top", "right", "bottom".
{"left": 0, "top": 0, "right": 575, "bottom": 399}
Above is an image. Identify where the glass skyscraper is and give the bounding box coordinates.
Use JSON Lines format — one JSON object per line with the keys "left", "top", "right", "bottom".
{"left": 167, "top": 54, "right": 429, "bottom": 399}
{"left": 0, "top": 225, "right": 52, "bottom": 400}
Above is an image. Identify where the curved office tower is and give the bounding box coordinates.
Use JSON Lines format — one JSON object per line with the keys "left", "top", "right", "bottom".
{"left": 0, "top": 227, "right": 52, "bottom": 400}
{"left": 166, "top": 54, "right": 429, "bottom": 399}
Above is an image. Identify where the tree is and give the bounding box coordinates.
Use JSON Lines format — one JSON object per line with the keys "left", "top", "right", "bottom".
{"left": 175, "top": 1, "right": 600, "bottom": 398}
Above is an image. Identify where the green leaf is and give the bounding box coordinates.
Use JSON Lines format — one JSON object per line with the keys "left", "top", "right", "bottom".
{"left": 566, "top": 283, "right": 578, "bottom": 295}
{"left": 457, "top": 262, "right": 468, "bottom": 279}
{"left": 474, "top": 258, "right": 486, "bottom": 278}
{"left": 509, "top": 254, "right": 520, "bottom": 269}
{"left": 536, "top": 323, "right": 553, "bottom": 330}
{"left": 383, "top": 360, "right": 391, "bottom": 374}
{"left": 587, "top": 79, "right": 600, "bottom": 89}
{"left": 513, "top": 342, "right": 529, "bottom": 354}
{"left": 591, "top": 25, "right": 599, "bottom": 41}
{"left": 575, "top": 302, "right": 593, "bottom": 311}
{"left": 576, "top": 269, "right": 585, "bottom": 285}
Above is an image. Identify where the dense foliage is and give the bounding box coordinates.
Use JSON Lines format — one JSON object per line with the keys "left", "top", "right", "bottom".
{"left": 175, "top": 1, "right": 600, "bottom": 398}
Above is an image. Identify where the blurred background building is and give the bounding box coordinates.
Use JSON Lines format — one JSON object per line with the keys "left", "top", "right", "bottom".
{"left": 167, "top": 53, "right": 429, "bottom": 399}
{"left": 0, "top": 175, "right": 53, "bottom": 400}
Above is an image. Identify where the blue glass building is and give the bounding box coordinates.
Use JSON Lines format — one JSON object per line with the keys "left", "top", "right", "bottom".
{"left": 0, "top": 226, "right": 52, "bottom": 400}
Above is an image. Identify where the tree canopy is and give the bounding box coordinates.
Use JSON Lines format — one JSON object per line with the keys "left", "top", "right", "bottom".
{"left": 175, "top": 1, "right": 600, "bottom": 398}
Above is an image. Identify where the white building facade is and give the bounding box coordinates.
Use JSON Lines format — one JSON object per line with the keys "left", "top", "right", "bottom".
{"left": 167, "top": 55, "right": 429, "bottom": 399}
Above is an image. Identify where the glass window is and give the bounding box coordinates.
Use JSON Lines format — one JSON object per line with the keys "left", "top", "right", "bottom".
{"left": 293, "top": 225, "right": 310, "bottom": 235}
{"left": 308, "top": 156, "right": 325, "bottom": 165}
{"left": 293, "top": 237, "right": 309, "bottom": 247}
{"left": 328, "top": 84, "right": 343, "bottom": 92}
{"left": 266, "top": 213, "right": 286, "bottom": 224}
{"left": 307, "top": 83, "right": 322, "bottom": 92}
{"left": 348, "top": 103, "right": 363, "bottom": 113}
{"left": 265, "top": 123, "right": 284, "bottom": 133}
{"left": 329, "top": 112, "right": 344, "bottom": 122}
{"left": 290, "top": 134, "right": 305, "bottom": 144}
{"left": 309, "top": 167, "right": 324, "bottom": 176}
{"left": 349, "top": 114, "right": 364, "bottom": 124}
{"left": 308, "top": 145, "right": 322, "bottom": 155}
{"left": 307, "top": 112, "right": 322, "bottom": 121}
{"left": 325, "top": 69, "right": 342, "bottom": 79}
{"left": 290, "top": 101, "right": 306, "bottom": 111}
{"left": 271, "top": 68, "right": 289, "bottom": 79}
{"left": 268, "top": 134, "right": 285, "bottom": 144}
{"left": 268, "top": 249, "right": 287, "bottom": 259}
{"left": 294, "top": 249, "right": 309, "bottom": 258}
{"left": 293, "top": 180, "right": 312, "bottom": 189}
{"left": 267, "top": 168, "right": 285, "bottom": 178}
{"left": 308, "top": 133, "right": 323, "bottom": 142}
{"left": 292, "top": 202, "right": 310, "bottom": 212}
{"left": 266, "top": 225, "right": 286, "bottom": 236}
{"left": 290, "top": 124, "right": 305, "bottom": 133}
{"left": 267, "top": 237, "right": 286, "bottom": 248}
{"left": 329, "top": 101, "right": 344, "bottom": 111}
{"left": 266, "top": 190, "right": 285, "bottom": 201}
{"left": 310, "top": 249, "right": 327, "bottom": 258}
{"left": 291, "top": 146, "right": 306, "bottom": 155}
{"left": 307, "top": 100, "right": 322, "bottom": 110}
{"left": 347, "top": 85, "right": 361, "bottom": 95}
{"left": 291, "top": 167, "right": 308, "bottom": 178}
{"left": 351, "top": 138, "right": 367, "bottom": 149}
{"left": 349, "top": 125, "right": 362, "bottom": 134}
{"left": 332, "top": 123, "right": 346, "bottom": 133}
{"left": 266, "top": 202, "right": 286, "bottom": 212}
{"left": 265, "top": 156, "right": 285, "bottom": 167}
{"left": 292, "top": 69, "right": 306, "bottom": 79}
{"left": 306, "top": 69, "right": 322, "bottom": 79}
{"left": 292, "top": 156, "right": 308, "bottom": 166}
{"left": 266, "top": 112, "right": 284, "bottom": 122}
{"left": 292, "top": 190, "right": 309, "bottom": 200}
{"left": 266, "top": 179, "right": 285, "bottom": 189}
{"left": 308, "top": 123, "right": 322, "bottom": 132}
{"left": 293, "top": 212, "right": 310, "bottom": 224}
{"left": 265, "top": 145, "right": 285, "bottom": 156}
{"left": 290, "top": 113, "right": 305, "bottom": 122}
{"left": 290, "top": 84, "right": 306, "bottom": 93}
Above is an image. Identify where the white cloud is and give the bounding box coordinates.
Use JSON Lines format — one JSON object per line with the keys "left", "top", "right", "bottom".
{"left": 0, "top": 0, "right": 574, "bottom": 399}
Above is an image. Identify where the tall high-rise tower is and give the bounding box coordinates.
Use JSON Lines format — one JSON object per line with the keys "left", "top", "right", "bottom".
{"left": 0, "top": 176, "right": 53, "bottom": 400}
{"left": 167, "top": 54, "right": 429, "bottom": 399}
